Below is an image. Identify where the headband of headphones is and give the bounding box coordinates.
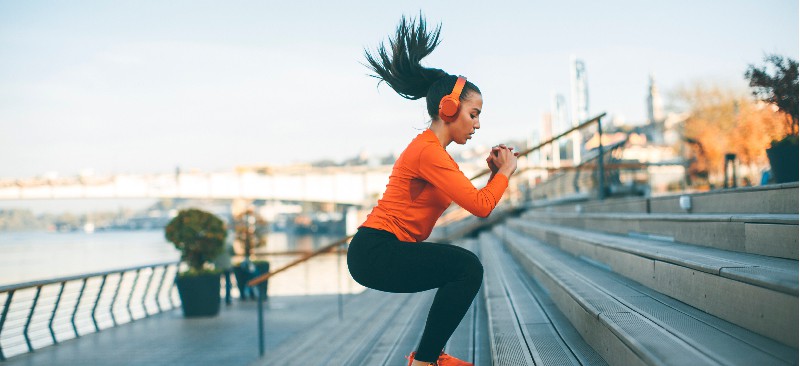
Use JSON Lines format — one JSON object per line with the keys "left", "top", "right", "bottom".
{"left": 438, "top": 76, "right": 467, "bottom": 123}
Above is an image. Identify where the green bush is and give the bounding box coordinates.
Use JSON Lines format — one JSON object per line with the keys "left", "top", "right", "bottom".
{"left": 165, "top": 209, "right": 227, "bottom": 274}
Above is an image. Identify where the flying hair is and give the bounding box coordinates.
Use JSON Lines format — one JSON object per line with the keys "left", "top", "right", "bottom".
{"left": 364, "top": 14, "right": 448, "bottom": 99}
{"left": 364, "top": 14, "right": 481, "bottom": 119}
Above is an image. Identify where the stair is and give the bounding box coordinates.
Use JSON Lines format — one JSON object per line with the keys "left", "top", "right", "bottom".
{"left": 252, "top": 184, "right": 798, "bottom": 365}
{"left": 490, "top": 183, "right": 798, "bottom": 365}
{"left": 490, "top": 226, "right": 796, "bottom": 365}
{"left": 518, "top": 211, "right": 797, "bottom": 259}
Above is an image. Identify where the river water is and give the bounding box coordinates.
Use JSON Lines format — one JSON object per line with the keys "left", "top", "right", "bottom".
{"left": 0, "top": 230, "right": 343, "bottom": 288}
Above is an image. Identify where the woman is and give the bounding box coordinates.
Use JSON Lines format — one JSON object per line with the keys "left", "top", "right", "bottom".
{"left": 347, "top": 15, "right": 518, "bottom": 366}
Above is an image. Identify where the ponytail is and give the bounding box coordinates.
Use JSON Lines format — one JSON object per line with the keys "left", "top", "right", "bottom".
{"left": 364, "top": 14, "right": 482, "bottom": 119}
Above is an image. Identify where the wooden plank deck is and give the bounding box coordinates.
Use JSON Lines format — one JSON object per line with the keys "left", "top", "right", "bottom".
{"left": 2, "top": 294, "right": 346, "bottom": 366}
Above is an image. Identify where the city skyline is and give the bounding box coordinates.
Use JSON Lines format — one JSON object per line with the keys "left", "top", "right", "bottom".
{"left": 1, "top": 1, "right": 798, "bottom": 179}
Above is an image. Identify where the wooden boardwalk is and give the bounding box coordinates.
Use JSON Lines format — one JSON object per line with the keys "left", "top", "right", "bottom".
{"left": 2, "top": 294, "right": 347, "bottom": 366}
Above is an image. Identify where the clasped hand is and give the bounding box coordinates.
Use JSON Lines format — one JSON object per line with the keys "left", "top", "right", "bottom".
{"left": 486, "top": 144, "right": 519, "bottom": 177}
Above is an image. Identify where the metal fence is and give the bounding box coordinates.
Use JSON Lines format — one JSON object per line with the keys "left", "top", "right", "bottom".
{"left": 0, "top": 262, "right": 181, "bottom": 361}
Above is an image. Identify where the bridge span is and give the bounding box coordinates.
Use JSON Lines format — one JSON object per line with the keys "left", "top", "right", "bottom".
{"left": 0, "top": 165, "right": 424, "bottom": 206}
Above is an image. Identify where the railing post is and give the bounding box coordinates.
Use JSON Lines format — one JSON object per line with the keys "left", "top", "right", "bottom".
{"left": 91, "top": 275, "right": 108, "bottom": 332}
{"left": 169, "top": 275, "right": 178, "bottom": 309}
{"left": 127, "top": 269, "right": 141, "bottom": 321}
{"left": 169, "top": 271, "right": 179, "bottom": 309}
{"left": 140, "top": 267, "right": 155, "bottom": 318}
{"left": 49, "top": 282, "right": 66, "bottom": 344}
{"left": 72, "top": 278, "right": 88, "bottom": 338}
{"left": 23, "top": 286, "right": 43, "bottom": 352}
{"left": 257, "top": 284, "right": 265, "bottom": 357}
{"left": 0, "top": 290, "right": 14, "bottom": 361}
{"left": 153, "top": 265, "right": 170, "bottom": 312}
{"left": 109, "top": 273, "right": 124, "bottom": 327}
{"left": 597, "top": 117, "right": 606, "bottom": 200}
{"left": 337, "top": 243, "right": 343, "bottom": 321}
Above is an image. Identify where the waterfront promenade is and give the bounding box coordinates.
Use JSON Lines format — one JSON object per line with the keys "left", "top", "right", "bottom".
{"left": 2, "top": 294, "right": 346, "bottom": 366}
{"left": 2, "top": 182, "right": 796, "bottom": 365}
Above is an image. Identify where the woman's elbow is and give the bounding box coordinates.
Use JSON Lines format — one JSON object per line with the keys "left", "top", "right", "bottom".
{"left": 471, "top": 207, "right": 493, "bottom": 218}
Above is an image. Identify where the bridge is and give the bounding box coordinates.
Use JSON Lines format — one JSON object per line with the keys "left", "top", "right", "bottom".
{"left": 0, "top": 165, "right": 403, "bottom": 206}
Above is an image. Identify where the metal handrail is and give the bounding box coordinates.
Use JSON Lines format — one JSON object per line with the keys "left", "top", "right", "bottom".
{"left": 246, "top": 113, "right": 607, "bottom": 356}
{"left": 247, "top": 235, "right": 352, "bottom": 287}
{"left": 470, "top": 113, "right": 606, "bottom": 180}
{"left": 0, "top": 261, "right": 181, "bottom": 361}
{"left": 0, "top": 261, "right": 179, "bottom": 293}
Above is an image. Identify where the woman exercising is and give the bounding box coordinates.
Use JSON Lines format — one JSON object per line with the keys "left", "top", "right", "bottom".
{"left": 347, "top": 15, "right": 518, "bottom": 366}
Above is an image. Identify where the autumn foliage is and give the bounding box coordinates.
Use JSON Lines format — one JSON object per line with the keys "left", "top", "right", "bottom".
{"left": 232, "top": 208, "right": 268, "bottom": 259}
{"left": 678, "top": 83, "right": 788, "bottom": 180}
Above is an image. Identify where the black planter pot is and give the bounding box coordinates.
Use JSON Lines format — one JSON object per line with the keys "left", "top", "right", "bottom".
{"left": 232, "top": 265, "right": 254, "bottom": 300}
{"left": 766, "top": 138, "right": 799, "bottom": 183}
{"left": 176, "top": 272, "right": 221, "bottom": 317}
{"left": 253, "top": 261, "right": 270, "bottom": 299}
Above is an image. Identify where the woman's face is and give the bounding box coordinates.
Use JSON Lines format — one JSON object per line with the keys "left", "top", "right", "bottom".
{"left": 448, "top": 92, "right": 483, "bottom": 145}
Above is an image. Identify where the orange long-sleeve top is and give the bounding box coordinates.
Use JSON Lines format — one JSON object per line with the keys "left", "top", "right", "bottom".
{"left": 361, "top": 129, "right": 509, "bottom": 242}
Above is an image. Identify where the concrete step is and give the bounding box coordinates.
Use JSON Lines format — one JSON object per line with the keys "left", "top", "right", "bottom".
{"left": 520, "top": 210, "right": 799, "bottom": 259}
{"left": 649, "top": 183, "right": 798, "bottom": 214}
{"left": 446, "top": 239, "right": 491, "bottom": 366}
{"left": 356, "top": 291, "right": 431, "bottom": 365}
{"left": 474, "top": 235, "right": 607, "bottom": 366}
{"left": 255, "top": 241, "right": 481, "bottom": 366}
{"left": 493, "top": 226, "right": 798, "bottom": 366}
{"left": 527, "top": 182, "right": 798, "bottom": 215}
{"left": 504, "top": 219, "right": 798, "bottom": 347}
{"left": 255, "top": 288, "right": 423, "bottom": 365}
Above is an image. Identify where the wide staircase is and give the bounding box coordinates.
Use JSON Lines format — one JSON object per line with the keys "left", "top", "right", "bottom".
{"left": 254, "top": 182, "right": 798, "bottom": 366}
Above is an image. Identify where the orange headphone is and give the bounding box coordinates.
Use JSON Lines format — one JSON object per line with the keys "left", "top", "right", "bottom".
{"left": 438, "top": 76, "right": 467, "bottom": 123}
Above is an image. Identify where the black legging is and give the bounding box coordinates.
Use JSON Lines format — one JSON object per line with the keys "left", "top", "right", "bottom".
{"left": 347, "top": 227, "right": 484, "bottom": 363}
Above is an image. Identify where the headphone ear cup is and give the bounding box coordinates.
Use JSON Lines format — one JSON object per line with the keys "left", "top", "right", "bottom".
{"left": 439, "top": 96, "right": 460, "bottom": 122}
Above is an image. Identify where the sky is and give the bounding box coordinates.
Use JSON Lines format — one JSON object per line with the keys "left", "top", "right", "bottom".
{"left": 1, "top": 0, "right": 798, "bottom": 180}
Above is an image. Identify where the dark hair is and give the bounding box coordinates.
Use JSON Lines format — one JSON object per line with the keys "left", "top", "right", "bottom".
{"left": 364, "top": 14, "right": 481, "bottom": 119}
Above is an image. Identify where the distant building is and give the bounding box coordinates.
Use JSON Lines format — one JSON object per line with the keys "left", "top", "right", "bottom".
{"left": 647, "top": 73, "right": 665, "bottom": 124}
{"left": 645, "top": 74, "right": 666, "bottom": 144}
{"left": 551, "top": 92, "right": 569, "bottom": 134}
{"left": 570, "top": 57, "right": 589, "bottom": 126}
{"left": 570, "top": 57, "right": 589, "bottom": 164}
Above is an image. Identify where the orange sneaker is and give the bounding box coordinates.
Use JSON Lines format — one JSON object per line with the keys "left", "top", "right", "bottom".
{"left": 405, "top": 351, "right": 473, "bottom": 366}
{"left": 436, "top": 351, "right": 473, "bottom": 366}
{"left": 405, "top": 351, "right": 435, "bottom": 366}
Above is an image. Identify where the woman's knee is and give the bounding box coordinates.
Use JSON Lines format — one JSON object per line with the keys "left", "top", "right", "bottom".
{"left": 460, "top": 253, "right": 484, "bottom": 285}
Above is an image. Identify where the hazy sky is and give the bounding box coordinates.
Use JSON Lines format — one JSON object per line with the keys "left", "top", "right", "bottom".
{"left": 2, "top": 0, "right": 798, "bottom": 179}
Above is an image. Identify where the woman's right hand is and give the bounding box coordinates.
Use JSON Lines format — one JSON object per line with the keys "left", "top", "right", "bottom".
{"left": 490, "top": 145, "right": 518, "bottom": 178}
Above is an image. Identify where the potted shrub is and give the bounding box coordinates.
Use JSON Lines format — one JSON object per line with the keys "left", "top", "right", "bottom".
{"left": 746, "top": 54, "right": 799, "bottom": 183}
{"left": 231, "top": 208, "right": 269, "bottom": 300}
{"left": 165, "top": 208, "right": 227, "bottom": 317}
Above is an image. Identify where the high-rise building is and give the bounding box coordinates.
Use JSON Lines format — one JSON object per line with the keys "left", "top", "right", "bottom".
{"left": 551, "top": 92, "right": 568, "bottom": 134}
{"left": 570, "top": 57, "right": 589, "bottom": 164}
{"left": 646, "top": 74, "right": 666, "bottom": 144}
{"left": 570, "top": 57, "right": 589, "bottom": 126}
{"left": 647, "top": 73, "right": 664, "bottom": 124}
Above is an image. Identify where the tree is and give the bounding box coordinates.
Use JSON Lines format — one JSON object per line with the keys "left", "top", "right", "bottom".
{"left": 676, "top": 82, "right": 786, "bottom": 185}
{"left": 232, "top": 208, "right": 267, "bottom": 260}
{"left": 745, "top": 54, "right": 798, "bottom": 137}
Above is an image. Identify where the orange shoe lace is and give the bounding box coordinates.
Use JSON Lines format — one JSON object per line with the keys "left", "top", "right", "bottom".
{"left": 436, "top": 352, "right": 473, "bottom": 366}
